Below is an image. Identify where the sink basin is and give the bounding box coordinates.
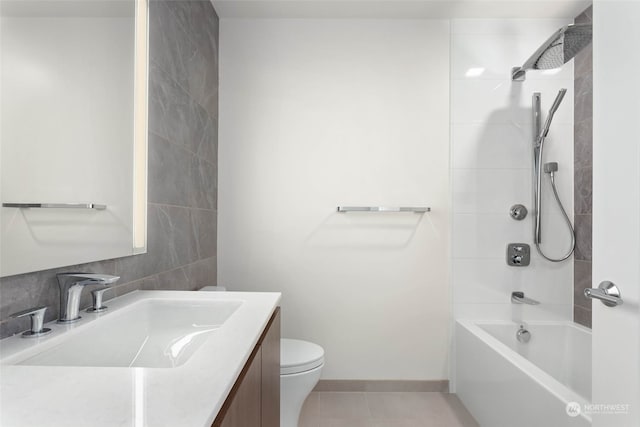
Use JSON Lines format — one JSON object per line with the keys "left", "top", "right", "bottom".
{"left": 16, "top": 299, "right": 242, "bottom": 368}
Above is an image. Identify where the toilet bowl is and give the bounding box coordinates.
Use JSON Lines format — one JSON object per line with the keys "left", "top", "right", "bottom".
{"left": 281, "top": 338, "right": 324, "bottom": 427}
{"left": 198, "top": 287, "right": 324, "bottom": 427}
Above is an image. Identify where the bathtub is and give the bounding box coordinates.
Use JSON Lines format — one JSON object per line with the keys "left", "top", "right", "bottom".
{"left": 455, "top": 320, "right": 592, "bottom": 427}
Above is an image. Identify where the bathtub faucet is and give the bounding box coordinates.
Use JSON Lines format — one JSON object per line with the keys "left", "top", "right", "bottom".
{"left": 511, "top": 291, "right": 540, "bottom": 305}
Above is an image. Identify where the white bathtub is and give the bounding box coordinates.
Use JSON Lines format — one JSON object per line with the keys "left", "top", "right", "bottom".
{"left": 455, "top": 320, "right": 592, "bottom": 427}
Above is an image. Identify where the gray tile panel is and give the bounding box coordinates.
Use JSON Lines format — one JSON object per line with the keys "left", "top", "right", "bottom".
{"left": 0, "top": 1, "right": 219, "bottom": 338}
{"left": 573, "top": 5, "right": 593, "bottom": 328}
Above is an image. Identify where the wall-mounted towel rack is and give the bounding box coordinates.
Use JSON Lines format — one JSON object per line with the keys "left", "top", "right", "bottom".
{"left": 337, "top": 206, "right": 430, "bottom": 213}
{"left": 2, "top": 203, "right": 107, "bottom": 210}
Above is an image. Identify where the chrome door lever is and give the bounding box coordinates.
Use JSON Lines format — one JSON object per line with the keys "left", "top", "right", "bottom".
{"left": 584, "top": 281, "right": 623, "bottom": 307}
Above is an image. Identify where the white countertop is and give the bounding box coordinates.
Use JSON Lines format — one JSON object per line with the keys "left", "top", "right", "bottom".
{"left": 0, "top": 290, "right": 281, "bottom": 427}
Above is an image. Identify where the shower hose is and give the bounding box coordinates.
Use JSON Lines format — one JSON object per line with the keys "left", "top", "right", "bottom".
{"left": 535, "top": 167, "right": 576, "bottom": 262}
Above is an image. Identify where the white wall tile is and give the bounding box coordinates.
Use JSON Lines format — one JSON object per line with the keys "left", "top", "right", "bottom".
{"left": 451, "top": 19, "right": 573, "bottom": 35}
{"left": 454, "top": 303, "right": 573, "bottom": 322}
{"left": 539, "top": 123, "right": 574, "bottom": 167}
{"left": 451, "top": 18, "right": 574, "bottom": 324}
{"left": 451, "top": 34, "right": 574, "bottom": 81}
{"left": 453, "top": 258, "right": 529, "bottom": 303}
{"left": 453, "top": 256, "right": 573, "bottom": 306}
{"left": 453, "top": 213, "right": 529, "bottom": 259}
{"left": 522, "top": 256, "right": 574, "bottom": 304}
{"left": 451, "top": 79, "right": 573, "bottom": 124}
{"left": 453, "top": 168, "right": 531, "bottom": 214}
{"left": 452, "top": 123, "right": 531, "bottom": 169}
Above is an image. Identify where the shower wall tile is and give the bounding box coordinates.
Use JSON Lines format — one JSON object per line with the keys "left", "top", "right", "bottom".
{"left": 451, "top": 124, "right": 530, "bottom": 170}
{"left": 0, "top": 1, "right": 219, "bottom": 338}
{"left": 454, "top": 302, "right": 573, "bottom": 323}
{"left": 574, "top": 260, "right": 592, "bottom": 310}
{"left": 451, "top": 18, "right": 575, "bottom": 326}
{"left": 451, "top": 19, "right": 572, "bottom": 36}
{"left": 573, "top": 305, "right": 592, "bottom": 329}
{"left": 451, "top": 33, "right": 574, "bottom": 81}
{"left": 575, "top": 6, "right": 592, "bottom": 24}
{"left": 453, "top": 214, "right": 529, "bottom": 259}
{"left": 574, "top": 76, "right": 593, "bottom": 121}
{"left": 574, "top": 43, "right": 592, "bottom": 77}
{"left": 451, "top": 78, "right": 574, "bottom": 125}
{"left": 453, "top": 169, "right": 531, "bottom": 214}
{"left": 574, "top": 167, "right": 592, "bottom": 214}
{"left": 574, "top": 120, "right": 593, "bottom": 170}
{"left": 573, "top": 6, "right": 593, "bottom": 328}
{"left": 574, "top": 215, "right": 592, "bottom": 261}
{"left": 453, "top": 258, "right": 573, "bottom": 305}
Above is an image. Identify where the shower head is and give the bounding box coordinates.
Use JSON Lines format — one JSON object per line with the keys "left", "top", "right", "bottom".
{"left": 512, "top": 23, "right": 592, "bottom": 81}
{"left": 538, "top": 88, "right": 567, "bottom": 142}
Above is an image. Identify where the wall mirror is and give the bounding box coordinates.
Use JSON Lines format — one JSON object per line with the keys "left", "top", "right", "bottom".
{"left": 0, "top": 0, "right": 148, "bottom": 277}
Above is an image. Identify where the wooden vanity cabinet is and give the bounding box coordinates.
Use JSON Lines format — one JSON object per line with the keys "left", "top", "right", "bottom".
{"left": 212, "top": 308, "right": 281, "bottom": 427}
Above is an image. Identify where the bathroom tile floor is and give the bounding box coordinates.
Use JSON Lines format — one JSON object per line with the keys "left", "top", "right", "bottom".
{"left": 299, "top": 392, "right": 479, "bottom": 427}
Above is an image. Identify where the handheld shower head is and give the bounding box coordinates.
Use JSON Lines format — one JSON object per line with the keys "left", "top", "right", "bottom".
{"left": 539, "top": 88, "right": 567, "bottom": 141}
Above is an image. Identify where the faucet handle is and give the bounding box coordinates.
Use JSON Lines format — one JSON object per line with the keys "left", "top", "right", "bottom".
{"left": 10, "top": 306, "right": 52, "bottom": 338}
{"left": 57, "top": 273, "right": 120, "bottom": 286}
{"left": 87, "top": 287, "right": 111, "bottom": 313}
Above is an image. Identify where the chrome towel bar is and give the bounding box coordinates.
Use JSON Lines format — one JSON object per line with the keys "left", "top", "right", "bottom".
{"left": 2, "top": 203, "right": 107, "bottom": 210}
{"left": 337, "top": 206, "right": 430, "bottom": 213}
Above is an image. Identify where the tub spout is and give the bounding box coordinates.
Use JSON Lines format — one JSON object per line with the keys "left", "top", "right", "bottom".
{"left": 511, "top": 291, "right": 540, "bottom": 305}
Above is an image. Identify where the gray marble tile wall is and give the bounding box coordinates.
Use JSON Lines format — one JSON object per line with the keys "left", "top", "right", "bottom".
{"left": 573, "top": 5, "right": 593, "bottom": 328}
{"left": 0, "top": 0, "right": 219, "bottom": 338}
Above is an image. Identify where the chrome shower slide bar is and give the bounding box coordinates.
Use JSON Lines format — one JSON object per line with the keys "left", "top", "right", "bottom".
{"left": 337, "top": 206, "right": 430, "bottom": 213}
{"left": 2, "top": 203, "right": 107, "bottom": 210}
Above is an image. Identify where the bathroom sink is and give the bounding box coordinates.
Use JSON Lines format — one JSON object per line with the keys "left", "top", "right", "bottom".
{"left": 14, "top": 299, "right": 242, "bottom": 368}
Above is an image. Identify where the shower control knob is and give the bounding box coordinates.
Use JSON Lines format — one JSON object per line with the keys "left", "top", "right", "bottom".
{"left": 509, "top": 204, "right": 528, "bottom": 220}
{"left": 507, "top": 243, "right": 530, "bottom": 267}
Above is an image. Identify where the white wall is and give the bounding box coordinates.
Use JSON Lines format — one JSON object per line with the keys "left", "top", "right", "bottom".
{"left": 450, "top": 19, "right": 575, "bottom": 323}
{"left": 219, "top": 19, "right": 450, "bottom": 380}
{"left": 1, "top": 13, "right": 135, "bottom": 276}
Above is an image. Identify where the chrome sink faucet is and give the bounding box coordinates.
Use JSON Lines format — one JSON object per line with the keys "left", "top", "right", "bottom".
{"left": 56, "top": 273, "right": 120, "bottom": 323}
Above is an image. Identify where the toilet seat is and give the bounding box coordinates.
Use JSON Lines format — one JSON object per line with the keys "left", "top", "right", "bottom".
{"left": 281, "top": 339, "right": 324, "bottom": 375}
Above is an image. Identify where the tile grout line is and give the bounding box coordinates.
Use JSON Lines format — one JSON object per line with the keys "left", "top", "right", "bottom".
{"left": 148, "top": 201, "right": 218, "bottom": 213}
{"left": 149, "top": 129, "right": 218, "bottom": 168}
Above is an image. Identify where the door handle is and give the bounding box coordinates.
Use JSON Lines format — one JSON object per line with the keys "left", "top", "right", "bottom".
{"left": 584, "top": 281, "right": 623, "bottom": 307}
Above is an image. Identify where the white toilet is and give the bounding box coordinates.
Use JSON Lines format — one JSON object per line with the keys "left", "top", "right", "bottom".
{"left": 280, "top": 338, "right": 324, "bottom": 427}
{"left": 198, "top": 287, "right": 324, "bottom": 427}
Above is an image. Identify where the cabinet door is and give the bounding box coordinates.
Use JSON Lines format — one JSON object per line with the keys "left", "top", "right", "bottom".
{"left": 217, "top": 348, "right": 262, "bottom": 427}
{"left": 261, "top": 309, "right": 281, "bottom": 427}
{"left": 212, "top": 308, "right": 281, "bottom": 427}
